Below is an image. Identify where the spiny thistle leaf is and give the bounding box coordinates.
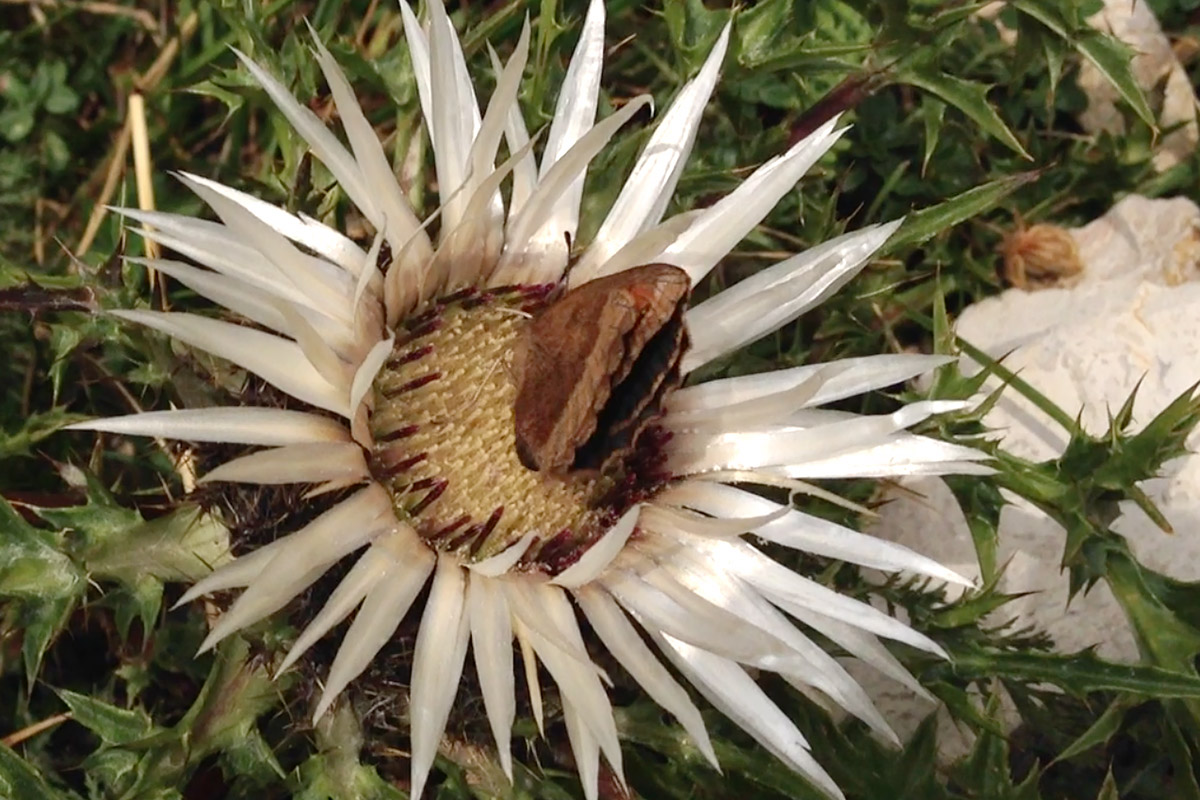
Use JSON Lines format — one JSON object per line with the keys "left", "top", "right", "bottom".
{"left": 54, "top": 689, "right": 158, "bottom": 746}
{"left": 948, "top": 649, "right": 1200, "bottom": 699}
{"left": 0, "top": 498, "right": 85, "bottom": 684}
{"left": 954, "top": 685, "right": 1044, "bottom": 799}
{"left": 1105, "top": 555, "right": 1200, "bottom": 676}
{"left": 1012, "top": 0, "right": 1155, "bottom": 127}
{"left": 1093, "top": 383, "right": 1200, "bottom": 492}
{"left": 944, "top": 474, "right": 1006, "bottom": 581}
{"left": 1051, "top": 694, "right": 1139, "bottom": 765}
{"left": 292, "top": 705, "right": 405, "bottom": 800}
{"left": 897, "top": 68, "right": 1030, "bottom": 158}
{"left": 884, "top": 171, "right": 1041, "bottom": 252}
{"left": 30, "top": 479, "right": 229, "bottom": 639}
{"left": 0, "top": 744, "right": 82, "bottom": 800}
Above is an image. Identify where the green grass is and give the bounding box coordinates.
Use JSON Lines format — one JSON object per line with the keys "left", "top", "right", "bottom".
{"left": 4, "top": 1, "right": 1200, "bottom": 798}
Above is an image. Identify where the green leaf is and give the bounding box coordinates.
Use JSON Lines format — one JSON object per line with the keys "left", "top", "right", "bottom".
{"left": 883, "top": 171, "right": 1040, "bottom": 252}
{"left": 81, "top": 503, "right": 231, "bottom": 585}
{"left": 458, "top": 1, "right": 526, "bottom": 56}
{"left": 930, "top": 277, "right": 953, "bottom": 357}
{"left": 1163, "top": 713, "right": 1200, "bottom": 800}
{"left": 219, "top": 727, "right": 286, "bottom": 786}
{"left": 927, "top": 682, "right": 1007, "bottom": 736}
{"left": 897, "top": 69, "right": 1030, "bottom": 158}
{"left": 0, "top": 72, "right": 31, "bottom": 103}
{"left": 80, "top": 748, "right": 148, "bottom": 799}
{"left": 952, "top": 649, "right": 1200, "bottom": 698}
{"left": 1106, "top": 555, "right": 1200, "bottom": 677}
{"left": 955, "top": 687, "right": 1018, "bottom": 796}
{"left": 175, "top": 637, "right": 286, "bottom": 766}
{"left": 0, "top": 744, "right": 82, "bottom": 800}
{"left": 292, "top": 760, "right": 405, "bottom": 800}
{"left": 930, "top": 581, "right": 1025, "bottom": 629}
{"left": 664, "top": 0, "right": 729, "bottom": 74}
{"left": 106, "top": 574, "right": 165, "bottom": 642}
{"left": 527, "top": 0, "right": 568, "bottom": 116}
{"left": 42, "top": 82, "right": 78, "bottom": 115}
{"left": 100, "top": 637, "right": 289, "bottom": 796}
{"left": 1040, "top": 26, "right": 1067, "bottom": 95}
{"left": 1094, "top": 769, "right": 1119, "bottom": 800}
{"left": 618, "top": 700, "right": 828, "bottom": 799}
{"left": 18, "top": 594, "right": 77, "bottom": 688}
{"left": 1012, "top": 0, "right": 1155, "bottom": 127}
{"left": 0, "top": 509, "right": 78, "bottom": 602}
{"left": 0, "top": 106, "right": 36, "bottom": 142}
{"left": 0, "top": 499, "right": 85, "bottom": 683}
{"left": 41, "top": 130, "right": 70, "bottom": 173}
{"left": 945, "top": 475, "right": 1005, "bottom": 582}
{"left": 31, "top": 489, "right": 144, "bottom": 552}
{"left": 292, "top": 705, "right": 403, "bottom": 800}
{"left": 1051, "top": 695, "right": 1137, "bottom": 765}
{"left": 735, "top": 0, "right": 794, "bottom": 68}
{"left": 55, "top": 690, "right": 158, "bottom": 746}
{"left": 0, "top": 407, "right": 81, "bottom": 459}
{"left": 920, "top": 97, "right": 946, "bottom": 176}
{"left": 955, "top": 336, "right": 1078, "bottom": 433}
{"left": 183, "top": 79, "right": 246, "bottom": 119}
{"left": 1093, "top": 384, "right": 1200, "bottom": 493}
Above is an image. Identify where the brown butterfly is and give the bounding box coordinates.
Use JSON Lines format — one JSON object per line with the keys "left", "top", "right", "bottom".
{"left": 513, "top": 264, "right": 691, "bottom": 474}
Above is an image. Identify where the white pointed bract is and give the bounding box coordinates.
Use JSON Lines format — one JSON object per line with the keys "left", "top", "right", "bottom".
{"left": 68, "top": 3, "right": 989, "bottom": 798}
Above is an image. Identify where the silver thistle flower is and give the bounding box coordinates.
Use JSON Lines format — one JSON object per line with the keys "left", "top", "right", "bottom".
{"left": 70, "top": 3, "right": 987, "bottom": 797}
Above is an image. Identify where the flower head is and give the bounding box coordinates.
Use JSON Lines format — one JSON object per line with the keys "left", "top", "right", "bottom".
{"left": 70, "top": 3, "right": 988, "bottom": 798}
